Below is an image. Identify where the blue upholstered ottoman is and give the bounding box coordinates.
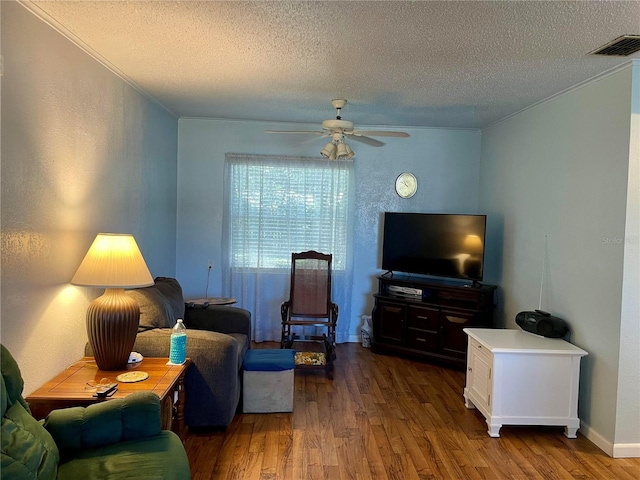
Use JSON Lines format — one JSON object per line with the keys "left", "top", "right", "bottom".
{"left": 243, "top": 349, "right": 296, "bottom": 413}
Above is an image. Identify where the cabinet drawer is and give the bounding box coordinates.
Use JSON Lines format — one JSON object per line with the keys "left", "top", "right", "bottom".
{"left": 407, "top": 331, "right": 438, "bottom": 352}
{"left": 407, "top": 305, "right": 439, "bottom": 331}
{"left": 469, "top": 338, "right": 491, "bottom": 363}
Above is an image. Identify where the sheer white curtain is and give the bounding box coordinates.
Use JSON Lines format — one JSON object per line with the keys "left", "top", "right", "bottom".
{"left": 221, "top": 153, "right": 354, "bottom": 343}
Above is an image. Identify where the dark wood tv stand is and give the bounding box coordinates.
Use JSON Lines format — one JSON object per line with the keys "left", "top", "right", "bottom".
{"left": 371, "top": 274, "right": 496, "bottom": 368}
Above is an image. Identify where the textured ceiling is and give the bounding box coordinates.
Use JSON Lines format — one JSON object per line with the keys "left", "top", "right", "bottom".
{"left": 22, "top": 0, "right": 640, "bottom": 129}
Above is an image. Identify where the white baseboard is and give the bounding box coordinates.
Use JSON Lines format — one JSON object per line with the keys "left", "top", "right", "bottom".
{"left": 580, "top": 421, "right": 640, "bottom": 458}
{"left": 580, "top": 421, "right": 613, "bottom": 456}
{"left": 613, "top": 443, "right": 640, "bottom": 458}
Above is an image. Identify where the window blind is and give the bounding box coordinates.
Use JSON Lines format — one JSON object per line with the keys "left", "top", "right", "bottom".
{"left": 226, "top": 154, "right": 352, "bottom": 270}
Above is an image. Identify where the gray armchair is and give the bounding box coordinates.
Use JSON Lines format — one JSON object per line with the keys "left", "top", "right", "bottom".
{"left": 86, "top": 277, "right": 251, "bottom": 428}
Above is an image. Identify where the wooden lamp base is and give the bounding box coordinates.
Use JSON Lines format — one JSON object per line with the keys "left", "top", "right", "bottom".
{"left": 86, "top": 288, "right": 140, "bottom": 370}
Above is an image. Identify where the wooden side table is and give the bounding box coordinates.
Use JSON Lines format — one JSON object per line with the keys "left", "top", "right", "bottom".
{"left": 26, "top": 357, "right": 191, "bottom": 441}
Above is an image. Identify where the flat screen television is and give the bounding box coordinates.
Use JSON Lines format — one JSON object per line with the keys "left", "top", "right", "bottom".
{"left": 381, "top": 212, "right": 487, "bottom": 282}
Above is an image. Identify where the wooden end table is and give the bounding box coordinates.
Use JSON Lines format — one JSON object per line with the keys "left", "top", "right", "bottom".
{"left": 26, "top": 357, "right": 191, "bottom": 441}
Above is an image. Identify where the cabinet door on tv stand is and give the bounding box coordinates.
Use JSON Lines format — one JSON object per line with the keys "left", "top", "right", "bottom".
{"left": 439, "top": 310, "right": 475, "bottom": 359}
{"left": 376, "top": 300, "right": 406, "bottom": 345}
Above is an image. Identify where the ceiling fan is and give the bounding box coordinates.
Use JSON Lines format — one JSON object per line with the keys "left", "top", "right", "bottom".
{"left": 266, "top": 99, "right": 410, "bottom": 159}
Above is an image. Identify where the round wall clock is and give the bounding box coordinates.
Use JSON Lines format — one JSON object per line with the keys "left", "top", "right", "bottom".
{"left": 395, "top": 172, "right": 417, "bottom": 198}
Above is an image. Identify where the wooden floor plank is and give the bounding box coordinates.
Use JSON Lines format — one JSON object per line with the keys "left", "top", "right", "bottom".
{"left": 184, "top": 342, "right": 640, "bottom": 479}
{"left": 259, "top": 413, "right": 280, "bottom": 475}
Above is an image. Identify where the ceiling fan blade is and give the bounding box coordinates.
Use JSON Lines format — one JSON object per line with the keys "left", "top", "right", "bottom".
{"left": 350, "top": 130, "right": 410, "bottom": 138}
{"left": 347, "top": 135, "right": 385, "bottom": 147}
{"left": 265, "top": 130, "right": 326, "bottom": 135}
{"left": 301, "top": 134, "right": 330, "bottom": 144}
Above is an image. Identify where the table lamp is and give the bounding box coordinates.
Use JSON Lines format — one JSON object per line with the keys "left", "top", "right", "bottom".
{"left": 71, "top": 233, "right": 154, "bottom": 370}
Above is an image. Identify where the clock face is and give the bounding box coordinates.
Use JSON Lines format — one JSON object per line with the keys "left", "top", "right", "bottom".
{"left": 395, "top": 172, "right": 417, "bottom": 198}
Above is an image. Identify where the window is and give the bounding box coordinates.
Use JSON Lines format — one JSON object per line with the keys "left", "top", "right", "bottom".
{"left": 222, "top": 153, "right": 354, "bottom": 343}
{"left": 226, "top": 154, "right": 352, "bottom": 270}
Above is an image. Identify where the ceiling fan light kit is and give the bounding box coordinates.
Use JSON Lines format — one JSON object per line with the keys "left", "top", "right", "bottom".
{"left": 267, "top": 99, "right": 410, "bottom": 159}
{"left": 321, "top": 142, "right": 337, "bottom": 159}
{"left": 321, "top": 138, "right": 354, "bottom": 160}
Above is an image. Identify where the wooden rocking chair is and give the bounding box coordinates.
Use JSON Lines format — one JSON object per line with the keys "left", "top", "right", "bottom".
{"left": 280, "top": 250, "right": 338, "bottom": 378}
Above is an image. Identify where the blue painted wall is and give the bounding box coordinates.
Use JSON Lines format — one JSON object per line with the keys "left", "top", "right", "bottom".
{"left": 1, "top": 2, "right": 178, "bottom": 394}
{"left": 177, "top": 119, "right": 481, "bottom": 339}
{"left": 479, "top": 63, "right": 639, "bottom": 454}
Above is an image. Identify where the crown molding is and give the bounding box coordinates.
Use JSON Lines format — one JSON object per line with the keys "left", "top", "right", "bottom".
{"left": 18, "top": 0, "right": 177, "bottom": 118}
{"left": 486, "top": 60, "right": 638, "bottom": 130}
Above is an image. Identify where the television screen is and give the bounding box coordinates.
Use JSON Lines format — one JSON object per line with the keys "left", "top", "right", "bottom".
{"left": 381, "top": 213, "right": 487, "bottom": 281}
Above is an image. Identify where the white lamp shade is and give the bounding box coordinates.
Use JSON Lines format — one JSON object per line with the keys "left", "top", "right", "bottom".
{"left": 71, "top": 233, "right": 154, "bottom": 288}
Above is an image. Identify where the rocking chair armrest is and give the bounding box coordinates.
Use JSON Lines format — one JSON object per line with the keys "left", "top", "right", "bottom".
{"left": 281, "top": 301, "right": 292, "bottom": 321}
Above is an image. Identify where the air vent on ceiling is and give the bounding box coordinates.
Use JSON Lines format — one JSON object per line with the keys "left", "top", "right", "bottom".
{"left": 590, "top": 35, "right": 640, "bottom": 56}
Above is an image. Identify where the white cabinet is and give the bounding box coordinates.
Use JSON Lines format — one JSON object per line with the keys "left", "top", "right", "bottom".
{"left": 463, "top": 328, "right": 588, "bottom": 438}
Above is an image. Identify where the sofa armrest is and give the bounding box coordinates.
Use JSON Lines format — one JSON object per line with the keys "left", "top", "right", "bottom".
{"left": 43, "top": 392, "right": 162, "bottom": 457}
{"left": 184, "top": 304, "right": 251, "bottom": 338}
{"left": 133, "top": 328, "right": 247, "bottom": 427}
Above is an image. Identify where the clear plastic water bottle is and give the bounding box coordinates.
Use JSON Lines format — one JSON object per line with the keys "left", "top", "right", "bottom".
{"left": 169, "top": 319, "right": 187, "bottom": 364}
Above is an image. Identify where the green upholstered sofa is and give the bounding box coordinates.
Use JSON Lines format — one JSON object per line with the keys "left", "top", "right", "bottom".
{"left": 1, "top": 344, "right": 190, "bottom": 480}
{"left": 88, "top": 277, "right": 251, "bottom": 428}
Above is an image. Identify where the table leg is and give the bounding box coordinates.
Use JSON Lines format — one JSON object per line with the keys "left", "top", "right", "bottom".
{"left": 174, "top": 373, "right": 187, "bottom": 441}
{"left": 487, "top": 418, "right": 502, "bottom": 437}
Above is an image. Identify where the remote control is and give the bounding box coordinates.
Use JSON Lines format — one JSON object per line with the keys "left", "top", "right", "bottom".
{"left": 94, "top": 383, "right": 118, "bottom": 398}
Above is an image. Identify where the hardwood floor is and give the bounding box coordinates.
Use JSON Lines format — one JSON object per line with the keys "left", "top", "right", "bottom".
{"left": 184, "top": 342, "right": 640, "bottom": 479}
